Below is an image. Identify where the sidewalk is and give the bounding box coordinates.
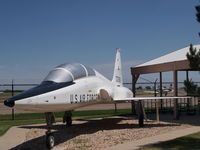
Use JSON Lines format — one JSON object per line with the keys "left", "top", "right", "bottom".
{"left": 104, "top": 126, "right": 200, "bottom": 150}
{"left": 0, "top": 126, "right": 29, "bottom": 150}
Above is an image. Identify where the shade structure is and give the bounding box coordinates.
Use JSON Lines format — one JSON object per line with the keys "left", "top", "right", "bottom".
{"left": 130, "top": 44, "right": 200, "bottom": 119}
{"left": 131, "top": 45, "right": 200, "bottom": 75}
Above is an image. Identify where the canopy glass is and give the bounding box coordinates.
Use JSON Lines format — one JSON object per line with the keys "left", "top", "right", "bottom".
{"left": 44, "top": 63, "right": 96, "bottom": 83}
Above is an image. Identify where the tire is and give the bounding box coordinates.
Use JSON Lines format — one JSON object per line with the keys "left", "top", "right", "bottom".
{"left": 46, "top": 133, "right": 55, "bottom": 149}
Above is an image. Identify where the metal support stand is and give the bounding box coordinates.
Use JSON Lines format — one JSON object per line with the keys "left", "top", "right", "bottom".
{"left": 138, "top": 101, "right": 144, "bottom": 127}
{"left": 156, "top": 100, "right": 160, "bottom": 122}
{"left": 131, "top": 101, "right": 136, "bottom": 114}
{"left": 141, "top": 101, "right": 147, "bottom": 121}
{"left": 114, "top": 103, "right": 117, "bottom": 113}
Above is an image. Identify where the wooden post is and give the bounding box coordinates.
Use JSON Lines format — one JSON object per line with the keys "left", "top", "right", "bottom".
{"left": 154, "top": 79, "right": 157, "bottom": 97}
{"left": 186, "top": 71, "right": 190, "bottom": 111}
{"left": 159, "top": 72, "right": 163, "bottom": 110}
{"left": 186, "top": 71, "right": 189, "bottom": 95}
{"left": 131, "top": 75, "right": 135, "bottom": 114}
{"left": 11, "top": 80, "right": 15, "bottom": 120}
{"left": 138, "top": 101, "right": 144, "bottom": 127}
{"left": 11, "top": 80, "right": 14, "bottom": 96}
{"left": 131, "top": 74, "right": 139, "bottom": 115}
{"left": 173, "top": 71, "right": 178, "bottom": 120}
{"left": 153, "top": 79, "right": 158, "bottom": 112}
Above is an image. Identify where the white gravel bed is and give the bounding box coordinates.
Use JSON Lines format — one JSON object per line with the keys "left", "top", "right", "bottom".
{"left": 20, "top": 116, "right": 191, "bottom": 150}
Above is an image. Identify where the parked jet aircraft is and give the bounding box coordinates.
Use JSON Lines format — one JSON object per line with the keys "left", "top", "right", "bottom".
{"left": 144, "top": 85, "right": 174, "bottom": 96}
{"left": 4, "top": 49, "right": 188, "bottom": 149}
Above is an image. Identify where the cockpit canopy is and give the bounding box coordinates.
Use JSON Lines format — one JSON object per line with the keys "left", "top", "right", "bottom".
{"left": 43, "top": 63, "right": 96, "bottom": 83}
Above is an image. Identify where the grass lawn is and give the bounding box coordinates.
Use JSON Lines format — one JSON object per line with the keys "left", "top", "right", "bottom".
{"left": 138, "top": 132, "right": 200, "bottom": 150}
{"left": 1, "top": 109, "right": 200, "bottom": 150}
{"left": 0, "top": 109, "right": 131, "bottom": 136}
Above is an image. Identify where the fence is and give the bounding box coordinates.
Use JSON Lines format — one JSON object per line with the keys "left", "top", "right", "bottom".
{"left": 140, "top": 97, "right": 199, "bottom": 112}
{"left": 124, "top": 82, "right": 200, "bottom": 113}
{"left": 0, "top": 82, "right": 200, "bottom": 117}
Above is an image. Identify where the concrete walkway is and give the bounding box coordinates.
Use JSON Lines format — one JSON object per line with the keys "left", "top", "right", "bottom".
{"left": 0, "top": 126, "right": 29, "bottom": 150}
{"left": 104, "top": 126, "right": 200, "bottom": 150}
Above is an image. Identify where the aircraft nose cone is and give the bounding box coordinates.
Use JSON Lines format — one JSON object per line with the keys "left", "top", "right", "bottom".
{"left": 4, "top": 99, "right": 15, "bottom": 107}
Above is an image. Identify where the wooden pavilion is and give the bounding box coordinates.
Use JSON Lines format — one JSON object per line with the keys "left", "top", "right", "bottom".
{"left": 131, "top": 44, "right": 200, "bottom": 119}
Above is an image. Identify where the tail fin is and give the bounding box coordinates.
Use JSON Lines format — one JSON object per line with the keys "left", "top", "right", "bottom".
{"left": 112, "top": 48, "right": 123, "bottom": 87}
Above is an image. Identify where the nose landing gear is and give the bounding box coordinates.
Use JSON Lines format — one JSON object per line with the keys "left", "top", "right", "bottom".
{"left": 46, "top": 132, "right": 55, "bottom": 149}
{"left": 45, "top": 112, "right": 55, "bottom": 149}
{"left": 44, "top": 111, "right": 72, "bottom": 149}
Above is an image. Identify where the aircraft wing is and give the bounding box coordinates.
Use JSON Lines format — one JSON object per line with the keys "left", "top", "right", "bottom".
{"left": 113, "top": 96, "right": 191, "bottom": 102}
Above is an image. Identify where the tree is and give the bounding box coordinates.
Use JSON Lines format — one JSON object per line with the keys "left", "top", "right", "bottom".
{"left": 137, "top": 86, "right": 143, "bottom": 90}
{"left": 184, "top": 44, "right": 200, "bottom": 96}
{"left": 145, "top": 86, "right": 151, "bottom": 90}
{"left": 195, "top": 5, "right": 200, "bottom": 36}
{"left": 183, "top": 5, "right": 200, "bottom": 96}
{"left": 195, "top": 5, "right": 200, "bottom": 23}
{"left": 184, "top": 80, "right": 199, "bottom": 96}
{"left": 186, "top": 44, "right": 200, "bottom": 69}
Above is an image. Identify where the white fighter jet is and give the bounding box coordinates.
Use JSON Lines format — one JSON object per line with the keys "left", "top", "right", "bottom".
{"left": 4, "top": 49, "right": 188, "bottom": 149}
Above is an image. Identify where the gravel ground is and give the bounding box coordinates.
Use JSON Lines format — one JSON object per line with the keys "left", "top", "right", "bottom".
{"left": 18, "top": 115, "right": 194, "bottom": 150}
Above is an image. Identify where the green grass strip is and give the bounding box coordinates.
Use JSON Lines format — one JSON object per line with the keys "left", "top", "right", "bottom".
{"left": 138, "top": 132, "right": 200, "bottom": 150}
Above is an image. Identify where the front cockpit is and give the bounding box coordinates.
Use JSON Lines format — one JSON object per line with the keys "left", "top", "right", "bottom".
{"left": 43, "top": 63, "right": 96, "bottom": 83}
{"left": 4, "top": 63, "right": 96, "bottom": 108}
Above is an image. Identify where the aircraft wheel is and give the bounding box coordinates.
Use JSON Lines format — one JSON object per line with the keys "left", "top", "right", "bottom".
{"left": 66, "top": 116, "right": 72, "bottom": 127}
{"left": 46, "top": 133, "right": 55, "bottom": 149}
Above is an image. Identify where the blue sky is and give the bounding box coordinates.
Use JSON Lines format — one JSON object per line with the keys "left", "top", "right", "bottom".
{"left": 0, "top": 0, "right": 199, "bottom": 84}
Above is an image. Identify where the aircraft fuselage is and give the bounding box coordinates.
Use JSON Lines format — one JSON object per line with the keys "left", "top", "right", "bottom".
{"left": 6, "top": 71, "right": 127, "bottom": 112}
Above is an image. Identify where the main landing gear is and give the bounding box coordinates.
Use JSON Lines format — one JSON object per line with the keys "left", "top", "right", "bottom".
{"left": 63, "top": 111, "right": 72, "bottom": 127}
{"left": 45, "top": 112, "right": 55, "bottom": 149}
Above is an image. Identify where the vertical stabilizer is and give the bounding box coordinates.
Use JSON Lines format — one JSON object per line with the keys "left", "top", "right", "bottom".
{"left": 112, "top": 48, "right": 123, "bottom": 87}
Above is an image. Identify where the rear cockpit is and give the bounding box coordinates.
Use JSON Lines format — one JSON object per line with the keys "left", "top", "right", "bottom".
{"left": 44, "top": 63, "right": 96, "bottom": 83}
